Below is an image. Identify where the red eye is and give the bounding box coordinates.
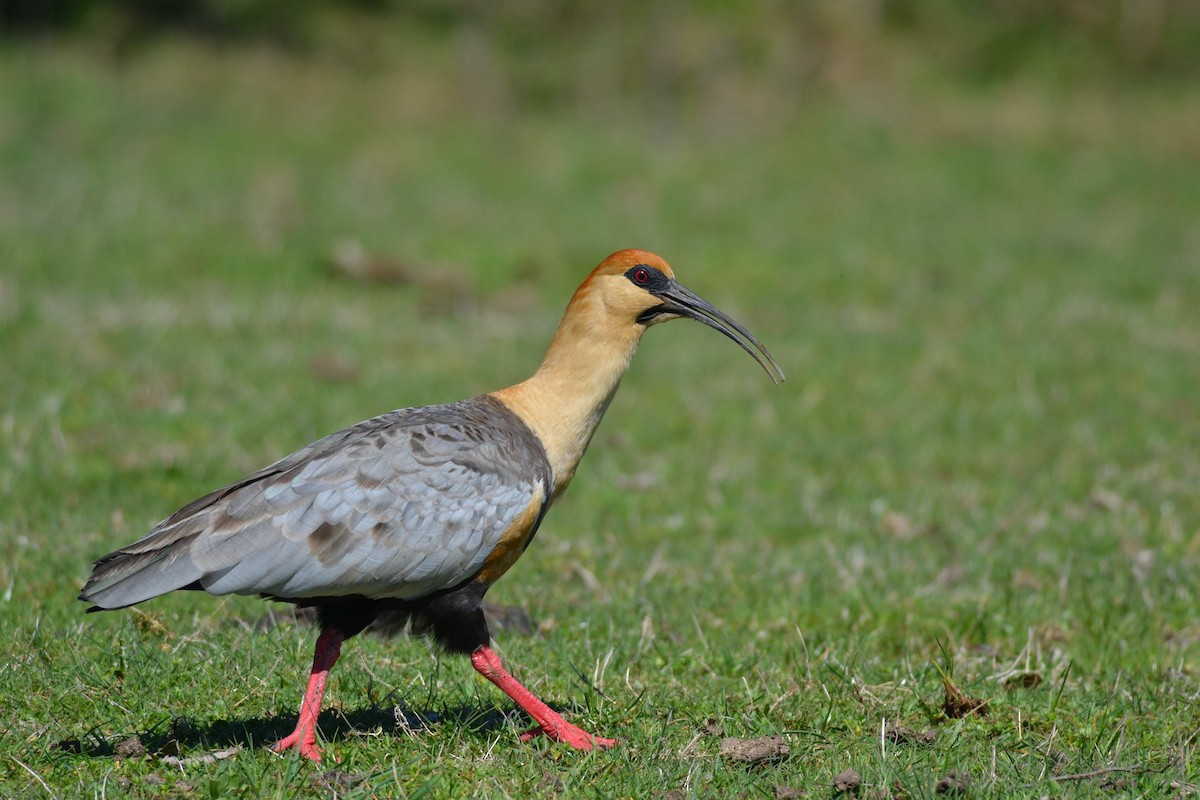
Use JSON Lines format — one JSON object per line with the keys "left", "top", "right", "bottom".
{"left": 632, "top": 267, "right": 650, "bottom": 284}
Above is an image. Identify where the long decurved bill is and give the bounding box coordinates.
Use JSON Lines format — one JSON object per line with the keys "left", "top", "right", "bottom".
{"left": 655, "top": 282, "right": 785, "bottom": 384}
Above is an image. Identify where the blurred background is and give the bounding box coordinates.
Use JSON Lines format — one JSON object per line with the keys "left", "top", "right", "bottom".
{"left": 3, "top": 0, "right": 1197, "bottom": 505}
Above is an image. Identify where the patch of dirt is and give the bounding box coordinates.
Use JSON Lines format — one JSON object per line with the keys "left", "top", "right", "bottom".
{"left": 857, "top": 791, "right": 901, "bottom": 800}
{"left": 833, "top": 768, "right": 862, "bottom": 794}
{"left": 1089, "top": 486, "right": 1124, "bottom": 513}
{"left": 879, "top": 510, "right": 934, "bottom": 541}
{"left": 719, "top": 735, "right": 790, "bottom": 765}
{"left": 698, "top": 717, "right": 723, "bottom": 736}
{"left": 942, "top": 677, "right": 989, "bottom": 719}
{"left": 935, "top": 771, "right": 970, "bottom": 794}
{"left": 327, "top": 239, "right": 476, "bottom": 315}
{"left": 885, "top": 725, "right": 937, "bottom": 745}
{"left": 483, "top": 602, "right": 537, "bottom": 636}
{"left": 115, "top": 736, "right": 147, "bottom": 760}
{"left": 132, "top": 609, "right": 172, "bottom": 638}
{"left": 1003, "top": 671, "right": 1044, "bottom": 690}
{"left": 536, "top": 771, "right": 565, "bottom": 795}
{"left": 313, "top": 770, "right": 366, "bottom": 791}
{"left": 309, "top": 351, "right": 361, "bottom": 384}
{"left": 774, "top": 786, "right": 806, "bottom": 799}
{"left": 328, "top": 239, "right": 415, "bottom": 284}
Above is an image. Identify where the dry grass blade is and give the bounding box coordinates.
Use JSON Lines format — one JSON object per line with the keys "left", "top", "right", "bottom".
{"left": 159, "top": 746, "right": 243, "bottom": 767}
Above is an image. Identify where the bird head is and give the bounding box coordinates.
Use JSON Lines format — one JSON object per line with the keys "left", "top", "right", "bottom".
{"left": 580, "top": 249, "right": 785, "bottom": 384}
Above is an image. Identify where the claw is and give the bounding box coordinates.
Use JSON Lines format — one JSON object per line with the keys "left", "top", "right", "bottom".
{"left": 270, "top": 732, "right": 323, "bottom": 762}
{"left": 518, "top": 723, "right": 617, "bottom": 750}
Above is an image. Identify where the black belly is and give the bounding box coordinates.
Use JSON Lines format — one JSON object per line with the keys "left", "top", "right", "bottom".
{"left": 265, "top": 578, "right": 491, "bottom": 654}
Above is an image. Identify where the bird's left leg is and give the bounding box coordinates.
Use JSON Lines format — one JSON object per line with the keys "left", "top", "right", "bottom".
{"left": 270, "top": 627, "right": 344, "bottom": 762}
{"left": 470, "top": 645, "right": 616, "bottom": 750}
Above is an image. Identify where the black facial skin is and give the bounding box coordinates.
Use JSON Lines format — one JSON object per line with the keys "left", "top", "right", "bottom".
{"left": 625, "top": 264, "right": 671, "bottom": 295}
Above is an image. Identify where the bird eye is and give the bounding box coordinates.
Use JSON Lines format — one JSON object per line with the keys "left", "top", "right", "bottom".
{"left": 631, "top": 267, "right": 650, "bottom": 285}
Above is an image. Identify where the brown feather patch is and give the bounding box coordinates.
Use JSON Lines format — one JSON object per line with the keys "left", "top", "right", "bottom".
{"left": 307, "top": 521, "right": 357, "bottom": 567}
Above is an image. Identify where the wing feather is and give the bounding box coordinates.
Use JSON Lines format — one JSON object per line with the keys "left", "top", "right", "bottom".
{"left": 80, "top": 396, "right": 552, "bottom": 609}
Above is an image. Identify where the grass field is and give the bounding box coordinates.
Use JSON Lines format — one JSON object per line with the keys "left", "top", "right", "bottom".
{"left": 3, "top": 28, "right": 1200, "bottom": 798}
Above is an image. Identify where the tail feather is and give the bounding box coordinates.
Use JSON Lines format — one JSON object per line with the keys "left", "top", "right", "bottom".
{"left": 79, "top": 530, "right": 205, "bottom": 610}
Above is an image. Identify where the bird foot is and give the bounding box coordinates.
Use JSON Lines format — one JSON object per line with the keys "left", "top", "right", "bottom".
{"left": 270, "top": 731, "right": 325, "bottom": 763}
{"left": 518, "top": 722, "right": 617, "bottom": 750}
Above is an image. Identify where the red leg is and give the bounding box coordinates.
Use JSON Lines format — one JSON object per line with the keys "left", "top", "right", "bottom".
{"left": 270, "top": 628, "right": 344, "bottom": 762}
{"left": 470, "top": 645, "right": 616, "bottom": 751}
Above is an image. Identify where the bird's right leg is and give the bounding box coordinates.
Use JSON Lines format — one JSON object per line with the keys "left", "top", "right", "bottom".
{"left": 270, "top": 627, "right": 344, "bottom": 762}
{"left": 470, "top": 645, "right": 617, "bottom": 751}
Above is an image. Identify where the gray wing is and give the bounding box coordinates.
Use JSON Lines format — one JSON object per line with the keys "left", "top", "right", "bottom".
{"left": 80, "top": 396, "right": 551, "bottom": 609}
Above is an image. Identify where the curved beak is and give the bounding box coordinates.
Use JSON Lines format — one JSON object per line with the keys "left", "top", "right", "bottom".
{"left": 646, "top": 281, "right": 785, "bottom": 384}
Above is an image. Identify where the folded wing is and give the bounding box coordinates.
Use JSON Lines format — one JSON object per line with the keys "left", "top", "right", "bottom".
{"left": 80, "top": 396, "right": 551, "bottom": 609}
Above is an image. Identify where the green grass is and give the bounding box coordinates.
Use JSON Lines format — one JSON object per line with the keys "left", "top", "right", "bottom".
{"left": 3, "top": 32, "right": 1200, "bottom": 799}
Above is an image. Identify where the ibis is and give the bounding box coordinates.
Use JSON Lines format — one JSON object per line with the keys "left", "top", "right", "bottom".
{"left": 79, "top": 249, "right": 784, "bottom": 761}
